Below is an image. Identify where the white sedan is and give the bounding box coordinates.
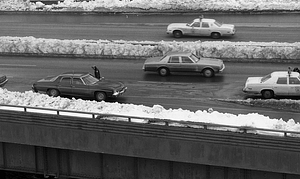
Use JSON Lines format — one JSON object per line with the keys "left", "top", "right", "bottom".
{"left": 166, "top": 17, "right": 235, "bottom": 39}
{"left": 243, "top": 71, "right": 300, "bottom": 99}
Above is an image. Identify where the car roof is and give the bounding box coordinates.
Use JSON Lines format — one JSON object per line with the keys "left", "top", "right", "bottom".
{"left": 166, "top": 52, "right": 193, "bottom": 56}
{"left": 271, "top": 71, "right": 299, "bottom": 77}
{"left": 60, "top": 72, "right": 89, "bottom": 77}
{"left": 193, "top": 18, "right": 215, "bottom": 23}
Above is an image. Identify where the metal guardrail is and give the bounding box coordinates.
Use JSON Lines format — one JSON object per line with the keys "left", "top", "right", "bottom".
{"left": 0, "top": 104, "right": 300, "bottom": 138}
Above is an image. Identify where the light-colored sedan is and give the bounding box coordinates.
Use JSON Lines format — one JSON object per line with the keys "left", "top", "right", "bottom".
{"left": 243, "top": 71, "right": 300, "bottom": 99}
{"left": 142, "top": 52, "right": 225, "bottom": 78}
{"left": 166, "top": 17, "right": 235, "bottom": 39}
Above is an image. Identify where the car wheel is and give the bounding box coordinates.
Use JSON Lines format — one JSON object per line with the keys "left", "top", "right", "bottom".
{"left": 158, "top": 67, "right": 170, "bottom": 76}
{"left": 47, "top": 89, "right": 59, "bottom": 97}
{"left": 203, "top": 68, "right": 214, "bottom": 78}
{"left": 211, "top": 32, "right": 221, "bottom": 39}
{"left": 173, "top": 31, "right": 183, "bottom": 38}
{"left": 261, "top": 90, "right": 274, "bottom": 99}
{"left": 95, "top": 92, "right": 106, "bottom": 101}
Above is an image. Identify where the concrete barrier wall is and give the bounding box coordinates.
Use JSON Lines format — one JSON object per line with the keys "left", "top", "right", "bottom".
{"left": 1, "top": 109, "right": 300, "bottom": 177}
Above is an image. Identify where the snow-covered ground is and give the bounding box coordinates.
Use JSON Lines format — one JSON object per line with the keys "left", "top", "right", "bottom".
{"left": 1, "top": 88, "right": 300, "bottom": 137}
{"left": 1, "top": 0, "right": 300, "bottom": 11}
{"left": 1, "top": 36, "right": 299, "bottom": 61}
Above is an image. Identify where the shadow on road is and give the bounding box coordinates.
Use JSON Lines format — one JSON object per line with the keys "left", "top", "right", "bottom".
{"left": 142, "top": 72, "right": 225, "bottom": 83}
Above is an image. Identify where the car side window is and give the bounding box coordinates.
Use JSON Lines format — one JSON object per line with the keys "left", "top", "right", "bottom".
{"left": 73, "top": 78, "right": 84, "bottom": 85}
{"left": 169, "top": 56, "right": 180, "bottom": 63}
{"left": 202, "top": 22, "right": 209, "bottom": 28}
{"left": 289, "top": 77, "right": 300, "bottom": 84}
{"left": 60, "top": 77, "right": 71, "bottom": 85}
{"left": 191, "top": 22, "right": 200, "bottom": 27}
{"left": 276, "top": 77, "right": 287, "bottom": 84}
{"left": 181, "top": 56, "right": 193, "bottom": 63}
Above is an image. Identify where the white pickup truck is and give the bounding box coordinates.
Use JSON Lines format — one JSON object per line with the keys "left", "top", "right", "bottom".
{"left": 166, "top": 17, "right": 235, "bottom": 39}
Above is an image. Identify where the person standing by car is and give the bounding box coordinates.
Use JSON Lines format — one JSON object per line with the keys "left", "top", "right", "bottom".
{"left": 92, "top": 65, "right": 101, "bottom": 79}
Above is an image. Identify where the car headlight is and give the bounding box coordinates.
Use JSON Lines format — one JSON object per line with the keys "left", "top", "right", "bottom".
{"left": 113, "top": 90, "right": 119, "bottom": 96}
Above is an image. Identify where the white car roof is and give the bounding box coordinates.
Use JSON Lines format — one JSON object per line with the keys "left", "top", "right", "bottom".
{"left": 193, "top": 18, "right": 216, "bottom": 23}
{"left": 271, "top": 71, "right": 299, "bottom": 77}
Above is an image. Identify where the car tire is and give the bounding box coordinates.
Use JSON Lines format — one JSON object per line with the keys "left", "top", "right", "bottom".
{"left": 95, "top": 92, "right": 107, "bottom": 101}
{"left": 173, "top": 31, "right": 183, "bottom": 38}
{"left": 47, "top": 89, "right": 59, "bottom": 97}
{"left": 158, "top": 67, "right": 170, "bottom": 76}
{"left": 211, "top": 32, "right": 221, "bottom": 39}
{"left": 203, "top": 68, "right": 214, "bottom": 78}
{"left": 261, "top": 90, "right": 274, "bottom": 99}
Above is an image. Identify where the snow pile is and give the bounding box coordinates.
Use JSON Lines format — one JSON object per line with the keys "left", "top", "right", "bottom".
{"left": 0, "top": 36, "right": 299, "bottom": 61}
{"left": 2, "top": 0, "right": 300, "bottom": 11}
{"left": 219, "top": 98, "right": 300, "bottom": 112}
{"left": 1, "top": 88, "right": 300, "bottom": 136}
{"left": 56, "top": 0, "right": 300, "bottom": 11}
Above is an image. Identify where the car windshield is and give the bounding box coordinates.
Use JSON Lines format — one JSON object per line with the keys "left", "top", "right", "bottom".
{"left": 190, "top": 54, "right": 200, "bottom": 62}
{"left": 43, "top": 76, "right": 58, "bottom": 81}
{"left": 261, "top": 74, "right": 271, "bottom": 83}
{"left": 82, "top": 74, "right": 99, "bottom": 85}
{"left": 187, "top": 20, "right": 194, "bottom": 26}
{"left": 214, "top": 21, "right": 222, "bottom": 27}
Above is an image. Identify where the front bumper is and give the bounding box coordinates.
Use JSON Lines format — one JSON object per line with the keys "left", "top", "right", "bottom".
{"left": 166, "top": 30, "right": 172, "bottom": 34}
{"left": 219, "top": 64, "right": 225, "bottom": 73}
{"left": 113, "top": 87, "right": 127, "bottom": 97}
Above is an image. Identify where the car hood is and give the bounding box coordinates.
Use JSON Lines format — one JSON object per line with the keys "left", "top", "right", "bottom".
{"left": 93, "top": 80, "right": 124, "bottom": 89}
{"left": 168, "top": 23, "right": 187, "bottom": 28}
{"left": 198, "top": 58, "right": 224, "bottom": 66}
{"left": 245, "top": 77, "right": 263, "bottom": 85}
{"left": 144, "top": 57, "right": 162, "bottom": 64}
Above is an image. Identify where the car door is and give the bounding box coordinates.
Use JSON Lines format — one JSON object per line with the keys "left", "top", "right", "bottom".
{"left": 187, "top": 21, "right": 200, "bottom": 36}
{"left": 58, "top": 77, "right": 72, "bottom": 95}
{"left": 273, "top": 77, "right": 289, "bottom": 95}
{"left": 72, "top": 77, "right": 90, "bottom": 97}
{"left": 288, "top": 77, "right": 300, "bottom": 96}
{"left": 193, "top": 22, "right": 211, "bottom": 36}
{"left": 180, "top": 56, "right": 197, "bottom": 72}
{"left": 167, "top": 56, "right": 181, "bottom": 72}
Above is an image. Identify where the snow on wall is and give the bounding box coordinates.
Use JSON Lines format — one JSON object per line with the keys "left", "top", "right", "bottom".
{"left": 0, "top": 36, "right": 299, "bottom": 61}
{"left": 2, "top": 0, "right": 300, "bottom": 11}
{"left": 1, "top": 88, "right": 300, "bottom": 135}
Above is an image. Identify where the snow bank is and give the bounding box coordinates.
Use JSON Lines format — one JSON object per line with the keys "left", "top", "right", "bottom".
{"left": 2, "top": 0, "right": 300, "bottom": 11}
{"left": 220, "top": 98, "right": 300, "bottom": 112}
{"left": 0, "top": 36, "right": 299, "bottom": 61}
{"left": 1, "top": 88, "right": 300, "bottom": 136}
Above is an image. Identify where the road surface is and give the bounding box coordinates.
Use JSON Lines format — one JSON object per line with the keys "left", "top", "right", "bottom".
{"left": 1, "top": 56, "right": 299, "bottom": 121}
{"left": 0, "top": 13, "right": 300, "bottom": 42}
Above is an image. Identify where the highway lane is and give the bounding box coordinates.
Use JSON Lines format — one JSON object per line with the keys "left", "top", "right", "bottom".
{"left": 0, "top": 13, "right": 300, "bottom": 42}
{"left": 1, "top": 56, "right": 300, "bottom": 121}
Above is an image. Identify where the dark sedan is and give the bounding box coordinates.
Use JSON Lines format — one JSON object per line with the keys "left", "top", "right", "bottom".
{"left": 32, "top": 72, "right": 127, "bottom": 101}
{"left": 0, "top": 75, "right": 8, "bottom": 87}
{"left": 143, "top": 52, "right": 225, "bottom": 78}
